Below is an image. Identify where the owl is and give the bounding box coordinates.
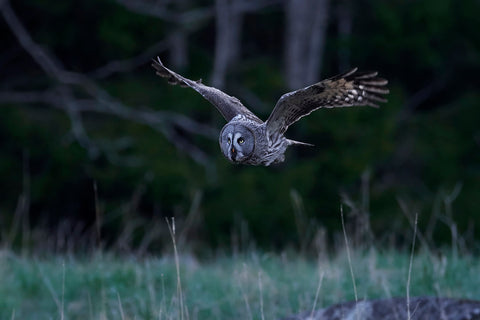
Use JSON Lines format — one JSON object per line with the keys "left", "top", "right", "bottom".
{"left": 152, "top": 57, "right": 389, "bottom": 166}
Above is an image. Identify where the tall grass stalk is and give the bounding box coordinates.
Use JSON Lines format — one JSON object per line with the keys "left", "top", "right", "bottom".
{"left": 166, "top": 217, "right": 186, "bottom": 320}
{"left": 240, "top": 263, "right": 253, "bottom": 320}
{"left": 406, "top": 213, "right": 418, "bottom": 320}
{"left": 61, "top": 261, "right": 65, "bottom": 320}
{"left": 258, "top": 271, "right": 265, "bottom": 320}
{"left": 340, "top": 205, "right": 358, "bottom": 320}
{"left": 309, "top": 270, "right": 324, "bottom": 319}
{"left": 117, "top": 292, "right": 125, "bottom": 320}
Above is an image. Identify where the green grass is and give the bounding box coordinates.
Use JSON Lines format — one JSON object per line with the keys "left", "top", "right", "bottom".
{"left": 1, "top": 248, "right": 480, "bottom": 320}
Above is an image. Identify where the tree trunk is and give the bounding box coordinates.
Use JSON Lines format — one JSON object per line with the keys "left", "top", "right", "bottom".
{"left": 212, "top": 0, "right": 243, "bottom": 89}
{"left": 169, "top": 0, "right": 189, "bottom": 69}
{"left": 285, "top": 0, "right": 329, "bottom": 90}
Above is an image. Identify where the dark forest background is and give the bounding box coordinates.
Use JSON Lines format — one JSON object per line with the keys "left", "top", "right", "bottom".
{"left": 0, "top": 0, "right": 479, "bottom": 254}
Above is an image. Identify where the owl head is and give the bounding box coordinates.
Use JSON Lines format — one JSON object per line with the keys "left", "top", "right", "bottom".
{"left": 219, "top": 123, "right": 255, "bottom": 163}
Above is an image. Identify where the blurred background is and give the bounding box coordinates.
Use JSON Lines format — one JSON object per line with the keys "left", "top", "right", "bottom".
{"left": 0, "top": 0, "right": 479, "bottom": 255}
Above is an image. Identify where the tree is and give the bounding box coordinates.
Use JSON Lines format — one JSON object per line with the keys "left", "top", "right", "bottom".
{"left": 284, "top": 0, "right": 329, "bottom": 89}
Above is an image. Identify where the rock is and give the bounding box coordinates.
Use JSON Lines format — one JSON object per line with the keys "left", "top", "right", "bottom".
{"left": 281, "top": 297, "right": 480, "bottom": 320}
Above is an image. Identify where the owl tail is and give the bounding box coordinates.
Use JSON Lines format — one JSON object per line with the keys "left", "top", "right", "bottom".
{"left": 287, "top": 139, "right": 314, "bottom": 147}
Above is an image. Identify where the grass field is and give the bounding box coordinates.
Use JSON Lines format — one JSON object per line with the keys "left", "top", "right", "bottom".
{"left": 1, "top": 246, "right": 480, "bottom": 320}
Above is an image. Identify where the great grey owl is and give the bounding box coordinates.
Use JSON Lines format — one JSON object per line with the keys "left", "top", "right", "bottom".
{"left": 152, "top": 57, "right": 389, "bottom": 166}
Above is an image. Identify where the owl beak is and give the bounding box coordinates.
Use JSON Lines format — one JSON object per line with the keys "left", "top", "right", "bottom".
{"left": 230, "top": 146, "right": 237, "bottom": 161}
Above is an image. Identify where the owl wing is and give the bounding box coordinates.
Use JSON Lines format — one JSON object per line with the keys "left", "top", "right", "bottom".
{"left": 265, "top": 68, "right": 389, "bottom": 138}
{"left": 152, "top": 57, "right": 262, "bottom": 123}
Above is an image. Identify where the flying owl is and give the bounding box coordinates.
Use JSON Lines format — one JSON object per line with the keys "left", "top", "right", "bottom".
{"left": 152, "top": 57, "right": 389, "bottom": 166}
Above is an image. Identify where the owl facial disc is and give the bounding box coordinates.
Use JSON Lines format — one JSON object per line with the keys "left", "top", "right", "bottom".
{"left": 219, "top": 123, "right": 255, "bottom": 163}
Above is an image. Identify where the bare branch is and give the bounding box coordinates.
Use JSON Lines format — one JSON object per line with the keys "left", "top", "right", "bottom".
{"left": 115, "top": 0, "right": 281, "bottom": 24}
{"left": 232, "top": 0, "right": 283, "bottom": 13}
{"left": 60, "top": 86, "right": 101, "bottom": 158}
{"left": 0, "top": 89, "right": 218, "bottom": 139}
{"left": 0, "top": 90, "right": 52, "bottom": 104}
{"left": 0, "top": 0, "right": 216, "bottom": 168}
{"left": 1, "top": 0, "right": 81, "bottom": 84}
{"left": 115, "top": 0, "right": 282, "bottom": 89}
{"left": 0, "top": 88, "right": 217, "bottom": 168}
{"left": 90, "top": 40, "right": 171, "bottom": 79}
{"left": 115, "top": 0, "right": 214, "bottom": 24}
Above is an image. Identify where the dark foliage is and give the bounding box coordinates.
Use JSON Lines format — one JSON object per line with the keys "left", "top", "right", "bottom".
{"left": 1, "top": 0, "right": 479, "bottom": 253}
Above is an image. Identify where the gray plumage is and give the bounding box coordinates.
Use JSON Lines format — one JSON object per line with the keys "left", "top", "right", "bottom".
{"left": 152, "top": 57, "right": 389, "bottom": 166}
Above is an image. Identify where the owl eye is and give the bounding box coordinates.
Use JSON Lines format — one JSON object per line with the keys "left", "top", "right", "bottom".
{"left": 237, "top": 137, "right": 245, "bottom": 144}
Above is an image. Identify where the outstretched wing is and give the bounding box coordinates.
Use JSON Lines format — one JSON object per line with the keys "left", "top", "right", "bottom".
{"left": 265, "top": 68, "right": 389, "bottom": 137}
{"left": 152, "top": 57, "right": 262, "bottom": 123}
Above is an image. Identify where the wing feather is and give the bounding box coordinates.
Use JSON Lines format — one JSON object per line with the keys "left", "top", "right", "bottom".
{"left": 266, "top": 68, "right": 389, "bottom": 137}
{"left": 152, "top": 57, "right": 262, "bottom": 123}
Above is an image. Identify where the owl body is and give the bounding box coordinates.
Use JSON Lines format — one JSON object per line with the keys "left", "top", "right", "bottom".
{"left": 152, "top": 57, "right": 389, "bottom": 166}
